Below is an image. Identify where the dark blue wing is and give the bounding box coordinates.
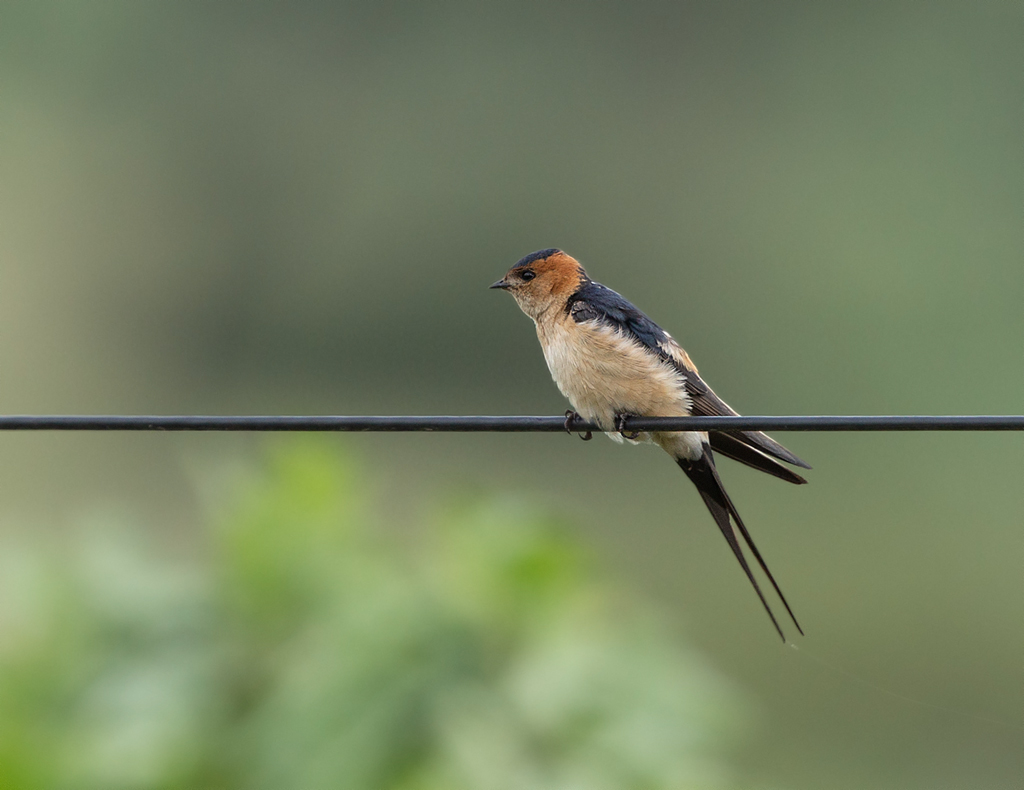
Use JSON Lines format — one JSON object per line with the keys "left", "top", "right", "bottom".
{"left": 565, "top": 280, "right": 675, "bottom": 363}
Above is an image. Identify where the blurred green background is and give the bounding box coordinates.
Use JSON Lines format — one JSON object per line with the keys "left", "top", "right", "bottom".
{"left": 1, "top": 2, "right": 1023, "bottom": 787}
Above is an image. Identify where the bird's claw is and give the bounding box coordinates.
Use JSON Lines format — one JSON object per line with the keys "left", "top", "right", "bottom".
{"left": 616, "top": 413, "right": 641, "bottom": 440}
{"left": 564, "top": 410, "right": 592, "bottom": 441}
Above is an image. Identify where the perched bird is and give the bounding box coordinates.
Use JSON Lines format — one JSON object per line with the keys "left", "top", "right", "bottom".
{"left": 491, "top": 248, "right": 810, "bottom": 641}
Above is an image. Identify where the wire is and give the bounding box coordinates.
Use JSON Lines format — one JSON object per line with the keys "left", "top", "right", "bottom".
{"left": 0, "top": 415, "right": 1023, "bottom": 431}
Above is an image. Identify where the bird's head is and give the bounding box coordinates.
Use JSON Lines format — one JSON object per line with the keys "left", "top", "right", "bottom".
{"left": 490, "top": 249, "right": 587, "bottom": 320}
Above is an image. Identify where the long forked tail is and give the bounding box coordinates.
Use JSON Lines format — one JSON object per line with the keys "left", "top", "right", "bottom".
{"left": 677, "top": 446, "right": 803, "bottom": 642}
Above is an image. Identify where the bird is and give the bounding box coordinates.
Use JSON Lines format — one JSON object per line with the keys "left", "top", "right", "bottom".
{"left": 491, "top": 248, "right": 810, "bottom": 641}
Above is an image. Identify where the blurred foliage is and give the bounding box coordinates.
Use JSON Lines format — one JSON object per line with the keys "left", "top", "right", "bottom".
{"left": 0, "top": 441, "right": 745, "bottom": 790}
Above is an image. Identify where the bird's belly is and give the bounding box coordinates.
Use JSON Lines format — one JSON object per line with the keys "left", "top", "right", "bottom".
{"left": 539, "top": 320, "right": 691, "bottom": 434}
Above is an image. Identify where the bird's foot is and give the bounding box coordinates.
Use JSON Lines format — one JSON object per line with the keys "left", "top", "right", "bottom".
{"left": 564, "top": 410, "right": 592, "bottom": 441}
{"left": 616, "top": 413, "right": 641, "bottom": 440}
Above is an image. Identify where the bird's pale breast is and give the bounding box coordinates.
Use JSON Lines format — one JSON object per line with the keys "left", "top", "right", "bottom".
{"left": 537, "top": 316, "right": 692, "bottom": 435}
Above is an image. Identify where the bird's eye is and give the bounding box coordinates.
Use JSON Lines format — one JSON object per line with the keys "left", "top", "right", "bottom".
{"left": 520, "top": 270, "right": 536, "bottom": 282}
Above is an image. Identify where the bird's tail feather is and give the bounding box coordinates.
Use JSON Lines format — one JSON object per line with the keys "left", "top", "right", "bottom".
{"left": 677, "top": 447, "right": 803, "bottom": 642}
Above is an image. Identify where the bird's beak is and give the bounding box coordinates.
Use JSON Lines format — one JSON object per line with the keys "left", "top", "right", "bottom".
{"left": 489, "top": 279, "right": 511, "bottom": 290}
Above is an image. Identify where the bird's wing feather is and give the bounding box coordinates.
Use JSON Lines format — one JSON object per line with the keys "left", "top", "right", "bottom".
{"left": 681, "top": 366, "right": 812, "bottom": 471}
{"left": 709, "top": 432, "right": 807, "bottom": 484}
{"left": 567, "top": 280, "right": 810, "bottom": 473}
{"left": 567, "top": 280, "right": 675, "bottom": 352}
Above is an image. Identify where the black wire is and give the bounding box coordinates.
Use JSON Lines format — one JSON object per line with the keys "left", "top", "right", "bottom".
{"left": 1, "top": 415, "right": 1023, "bottom": 431}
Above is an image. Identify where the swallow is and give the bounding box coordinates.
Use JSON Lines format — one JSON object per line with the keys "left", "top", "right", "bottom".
{"left": 491, "top": 248, "right": 810, "bottom": 641}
